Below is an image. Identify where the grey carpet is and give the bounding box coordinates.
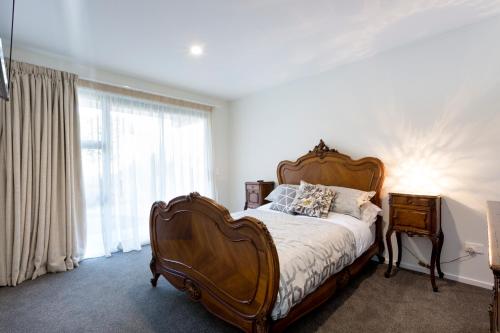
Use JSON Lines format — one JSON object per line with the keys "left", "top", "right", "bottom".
{"left": 0, "top": 246, "right": 490, "bottom": 333}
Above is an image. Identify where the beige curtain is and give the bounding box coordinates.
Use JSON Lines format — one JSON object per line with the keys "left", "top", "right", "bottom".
{"left": 0, "top": 60, "right": 86, "bottom": 286}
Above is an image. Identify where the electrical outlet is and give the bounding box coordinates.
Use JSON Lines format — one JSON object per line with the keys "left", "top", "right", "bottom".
{"left": 464, "top": 241, "right": 484, "bottom": 254}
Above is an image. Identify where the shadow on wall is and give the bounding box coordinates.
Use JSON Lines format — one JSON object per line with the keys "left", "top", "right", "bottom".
{"left": 440, "top": 198, "right": 486, "bottom": 269}
{"left": 268, "top": 1, "right": 500, "bottom": 84}
{"left": 375, "top": 86, "right": 500, "bottom": 212}
{"left": 368, "top": 83, "right": 500, "bottom": 282}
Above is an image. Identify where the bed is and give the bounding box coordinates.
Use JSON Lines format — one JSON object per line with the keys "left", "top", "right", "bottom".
{"left": 149, "top": 140, "right": 385, "bottom": 332}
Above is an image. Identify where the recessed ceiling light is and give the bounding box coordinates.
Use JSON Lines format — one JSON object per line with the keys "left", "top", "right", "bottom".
{"left": 189, "top": 44, "right": 204, "bottom": 56}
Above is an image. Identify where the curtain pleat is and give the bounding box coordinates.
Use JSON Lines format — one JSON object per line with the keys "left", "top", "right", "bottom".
{"left": 0, "top": 60, "right": 86, "bottom": 286}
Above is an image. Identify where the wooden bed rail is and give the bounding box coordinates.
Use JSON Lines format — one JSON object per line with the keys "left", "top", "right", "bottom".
{"left": 149, "top": 192, "right": 280, "bottom": 332}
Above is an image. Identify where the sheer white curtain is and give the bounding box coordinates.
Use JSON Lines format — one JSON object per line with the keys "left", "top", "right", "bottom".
{"left": 78, "top": 87, "right": 214, "bottom": 258}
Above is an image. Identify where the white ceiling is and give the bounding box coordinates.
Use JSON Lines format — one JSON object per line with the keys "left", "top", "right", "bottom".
{"left": 1, "top": 0, "right": 500, "bottom": 100}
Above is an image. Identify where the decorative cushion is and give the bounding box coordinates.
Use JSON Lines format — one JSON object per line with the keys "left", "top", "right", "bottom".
{"left": 329, "top": 186, "right": 376, "bottom": 219}
{"left": 360, "top": 202, "right": 382, "bottom": 225}
{"left": 290, "top": 181, "right": 336, "bottom": 218}
{"left": 269, "top": 185, "right": 299, "bottom": 214}
{"left": 265, "top": 184, "right": 298, "bottom": 202}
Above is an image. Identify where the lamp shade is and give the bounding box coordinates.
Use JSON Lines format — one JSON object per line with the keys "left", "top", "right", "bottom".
{"left": 0, "top": 39, "right": 9, "bottom": 100}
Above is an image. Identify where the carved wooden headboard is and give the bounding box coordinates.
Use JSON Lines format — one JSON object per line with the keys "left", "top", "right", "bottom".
{"left": 277, "top": 140, "right": 385, "bottom": 205}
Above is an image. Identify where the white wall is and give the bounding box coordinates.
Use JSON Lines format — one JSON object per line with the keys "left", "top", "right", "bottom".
{"left": 229, "top": 17, "right": 500, "bottom": 288}
{"left": 9, "top": 45, "right": 232, "bottom": 207}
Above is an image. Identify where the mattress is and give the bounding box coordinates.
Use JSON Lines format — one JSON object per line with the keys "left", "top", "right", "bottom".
{"left": 256, "top": 203, "right": 376, "bottom": 260}
{"left": 231, "top": 204, "right": 376, "bottom": 320}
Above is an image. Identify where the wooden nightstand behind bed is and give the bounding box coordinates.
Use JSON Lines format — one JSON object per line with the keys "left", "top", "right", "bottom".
{"left": 385, "top": 193, "right": 443, "bottom": 292}
{"left": 244, "top": 181, "right": 274, "bottom": 210}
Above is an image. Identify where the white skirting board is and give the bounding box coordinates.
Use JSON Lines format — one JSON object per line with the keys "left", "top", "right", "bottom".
{"left": 372, "top": 258, "right": 493, "bottom": 289}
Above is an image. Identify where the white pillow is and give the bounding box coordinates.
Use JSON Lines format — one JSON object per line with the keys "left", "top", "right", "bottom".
{"left": 257, "top": 202, "right": 274, "bottom": 211}
{"left": 329, "top": 186, "right": 376, "bottom": 219}
{"left": 360, "top": 202, "right": 382, "bottom": 225}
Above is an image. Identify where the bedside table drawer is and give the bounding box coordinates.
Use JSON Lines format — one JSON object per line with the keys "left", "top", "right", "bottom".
{"left": 392, "top": 195, "right": 433, "bottom": 207}
{"left": 246, "top": 184, "right": 259, "bottom": 192}
{"left": 392, "top": 207, "right": 431, "bottom": 232}
{"left": 246, "top": 185, "right": 261, "bottom": 203}
{"left": 246, "top": 191, "right": 260, "bottom": 204}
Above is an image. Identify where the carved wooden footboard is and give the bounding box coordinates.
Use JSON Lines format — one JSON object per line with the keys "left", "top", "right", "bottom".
{"left": 149, "top": 192, "right": 280, "bottom": 332}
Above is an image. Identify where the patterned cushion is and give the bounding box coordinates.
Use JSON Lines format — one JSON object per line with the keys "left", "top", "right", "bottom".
{"left": 290, "top": 181, "right": 336, "bottom": 218}
{"left": 329, "top": 186, "right": 376, "bottom": 219}
{"left": 265, "top": 184, "right": 299, "bottom": 202}
{"left": 269, "top": 185, "right": 298, "bottom": 214}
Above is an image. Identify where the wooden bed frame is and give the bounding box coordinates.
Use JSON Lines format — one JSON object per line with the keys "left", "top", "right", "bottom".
{"left": 149, "top": 140, "right": 385, "bottom": 332}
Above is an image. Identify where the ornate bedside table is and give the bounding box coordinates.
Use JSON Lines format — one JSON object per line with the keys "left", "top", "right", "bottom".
{"left": 384, "top": 192, "right": 443, "bottom": 292}
{"left": 244, "top": 180, "right": 274, "bottom": 210}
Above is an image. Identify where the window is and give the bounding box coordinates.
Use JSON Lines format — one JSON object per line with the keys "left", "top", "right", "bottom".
{"left": 78, "top": 87, "right": 214, "bottom": 258}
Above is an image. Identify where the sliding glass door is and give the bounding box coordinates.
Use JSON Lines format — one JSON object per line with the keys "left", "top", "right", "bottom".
{"left": 78, "top": 87, "right": 214, "bottom": 258}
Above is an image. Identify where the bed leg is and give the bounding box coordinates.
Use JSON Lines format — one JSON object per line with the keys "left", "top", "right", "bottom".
{"left": 377, "top": 239, "right": 385, "bottom": 264}
{"left": 376, "top": 253, "right": 385, "bottom": 264}
{"left": 150, "top": 255, "right": 160, "bottom": 287}
{"left": 376, "top": 217, "right": 385, "bottom": 265}
{"left": 254, "top": 314, "right": 270, "bottom": 333}
{"left": 151, "top": 274, "right": 160, "bottom": 287}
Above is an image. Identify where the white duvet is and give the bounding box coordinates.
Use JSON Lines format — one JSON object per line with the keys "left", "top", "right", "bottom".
{"left": 231, "top": 205, "right": 375, "bottom": 320}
